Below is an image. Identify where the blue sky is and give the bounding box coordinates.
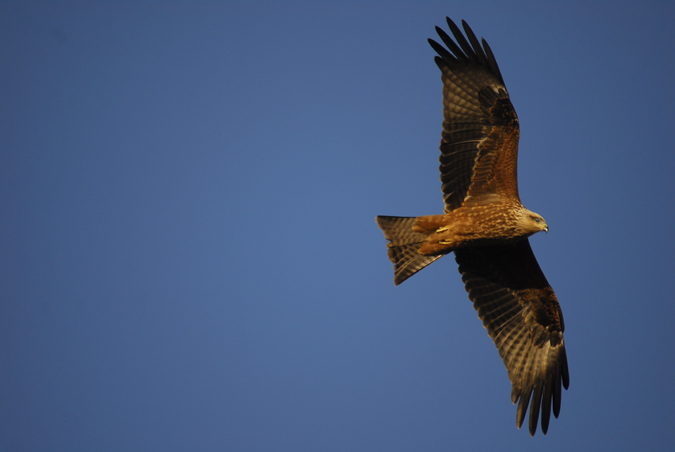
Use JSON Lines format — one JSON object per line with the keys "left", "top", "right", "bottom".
{"left": 2, "top": 1, "right": 674, "bottom": 450}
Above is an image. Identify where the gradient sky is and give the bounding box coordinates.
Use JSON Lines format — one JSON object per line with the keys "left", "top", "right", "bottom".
{"left": 2, "top": 1, "right": 675, "bottom": 451}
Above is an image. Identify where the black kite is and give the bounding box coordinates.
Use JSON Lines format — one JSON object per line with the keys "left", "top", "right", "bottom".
{"left": 376, "top": 18, "right": 569, "bottom": 436}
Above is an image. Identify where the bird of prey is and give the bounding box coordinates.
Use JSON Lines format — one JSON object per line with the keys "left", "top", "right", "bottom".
{"left": 376, "top": 18, "right": 569, "bottom": 436}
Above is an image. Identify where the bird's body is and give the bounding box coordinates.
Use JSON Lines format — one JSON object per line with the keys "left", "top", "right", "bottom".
{"left": 416, "top": 202, "right": 546, "bottom": 253}
{"left": 376, "top": 18, "right": 569, "bottom": 436}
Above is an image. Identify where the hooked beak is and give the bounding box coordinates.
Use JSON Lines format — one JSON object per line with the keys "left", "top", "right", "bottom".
{"left": 543, "top": 225, "right": 549, "bottom": 233}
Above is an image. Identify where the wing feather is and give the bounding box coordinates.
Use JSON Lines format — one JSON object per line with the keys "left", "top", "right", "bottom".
{"left": 460, "top": 20, "right": 490, "bottom": 67}
{"left": 454, "top": 240, "right": 568, "bottom": 436}
{"left": 429, "top": 18, "right": 521, "bottom": 212}
{"left": 446, "top": 18, "right": 478, "bottom": 62}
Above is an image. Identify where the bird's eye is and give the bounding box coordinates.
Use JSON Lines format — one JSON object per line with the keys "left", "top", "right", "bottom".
{"left": 533, "top": 217, "right": 540, "bottom": 223}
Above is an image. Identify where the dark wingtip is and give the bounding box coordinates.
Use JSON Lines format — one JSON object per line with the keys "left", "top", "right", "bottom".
{"left": 528, "top": 384, "right": 543, "bottom": 436}
{"left": 541, "top": 378, "right": 553, "bottom": 434}
{"left": 561, "top": 348, "right": 570, "bottom": 390}
{"left": 516, "top": 390, "right": 531, "bottom": 431}
{"left": 428, "top": 37, "right": 455, "bottom": 63}
{"left": 429, "top": 17, "right": 505, "bottom": 86}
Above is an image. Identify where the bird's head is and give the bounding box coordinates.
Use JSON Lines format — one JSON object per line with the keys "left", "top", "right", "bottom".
{"left": 518, "top": 208, "right": 548, "bottom": 235}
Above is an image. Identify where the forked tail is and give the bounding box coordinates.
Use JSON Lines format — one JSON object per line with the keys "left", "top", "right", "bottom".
{"left": 376, "top": 216, "right": 445, "bottom": 285}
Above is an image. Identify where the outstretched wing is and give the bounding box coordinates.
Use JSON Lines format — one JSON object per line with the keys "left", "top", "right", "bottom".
{"left": 429, "top": 18, "right": 521, "bottom": 212}
{"left": 454, "top": 239, "right": 569, "bottom": 436}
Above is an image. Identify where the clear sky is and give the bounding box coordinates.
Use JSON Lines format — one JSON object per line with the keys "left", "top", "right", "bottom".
{"left": 2, "top": 1, "right": 674, "bottom": 451}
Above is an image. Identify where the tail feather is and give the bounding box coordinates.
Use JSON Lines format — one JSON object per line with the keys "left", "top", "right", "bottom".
{"left": 376, "top": 216, "right": 445, "bottom": 285}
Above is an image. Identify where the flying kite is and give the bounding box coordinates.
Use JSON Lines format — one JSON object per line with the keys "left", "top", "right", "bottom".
{"left": 376, "top": 18, "right": 569, "bottom": 436}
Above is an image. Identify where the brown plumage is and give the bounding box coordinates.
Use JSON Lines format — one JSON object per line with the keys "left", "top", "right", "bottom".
{"left": 376, "top": 18, "right": 569, "bottom": 436}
